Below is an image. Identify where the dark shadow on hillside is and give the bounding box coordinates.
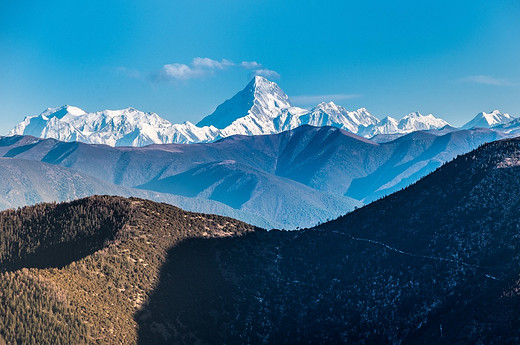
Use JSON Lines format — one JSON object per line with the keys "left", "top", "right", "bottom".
{"left": 0, "top": 135, "right": 25, "bottom": 147}
{"left": 2, "top": 231, "right": 115, "bottom": 271}
{"left": 4, "top": 141, "right": 41, "bottom": 157}
{"left": 0, "top": 196, "right": 130, "bottom": 271}
{"left": 134, "top": 219, "right": 517, "bottom": 345}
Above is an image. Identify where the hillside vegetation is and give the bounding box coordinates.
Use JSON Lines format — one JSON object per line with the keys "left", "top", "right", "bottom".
{"left": 0, "top": 196, "right": 256, "bottom": 344}
{"left": 137, "top": 138, "right": 520, "bottom": 344}
{"left": 3, "top": 139, "right": 520, "bottom": 344}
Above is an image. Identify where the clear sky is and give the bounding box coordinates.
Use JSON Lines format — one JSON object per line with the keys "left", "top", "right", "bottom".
{"left": 1, "top": 0, "right": 519, "bottom": 133}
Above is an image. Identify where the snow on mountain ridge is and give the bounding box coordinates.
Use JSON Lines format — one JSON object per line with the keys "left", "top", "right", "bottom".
{"left": 282, "top": 102, "right": 380, "bottom": 134}
{"left": 9, "top": 77, "right": 454, "bottom": 146}
{"left": 462, "top": 110, "right": 513, "bottom": 129}
{"left": 197, "top": 76, "right": 301, "bottom": 136}
{"left": 357, "top": 112, "right": 449, "bottom": 137}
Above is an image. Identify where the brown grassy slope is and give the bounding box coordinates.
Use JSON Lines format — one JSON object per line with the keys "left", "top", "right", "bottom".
{"left": 0, "top": 196, "right": 258, "bottom": 345}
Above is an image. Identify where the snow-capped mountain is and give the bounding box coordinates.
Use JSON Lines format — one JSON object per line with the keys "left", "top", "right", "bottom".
{"left": 198, "top": 76, "right": 299, "bottom": 133}
{"left": 9, "top": 76, "right": 452, "bottom": 146}
{"left": 358, "top": 112, "right": 450, "bottom": 137}
{"left": 281, "top": 102, "right": 380, "bottom": 133}
{"left": 9, "top": 105, "right": 220, "bottom": 146}
{"left": 461, "top": 110, "right": 514, "bottom": 129}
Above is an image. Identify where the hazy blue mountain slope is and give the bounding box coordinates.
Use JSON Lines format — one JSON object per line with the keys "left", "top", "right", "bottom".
{"left": 0, "top": 135, "right": 362, "bottom": 229}
{"left": 139, "top": 160, "right": 362, "bottom": 228}
{"left": 0, "top": 155, "right": 278, "bottom": 228}
{"left": 347, "top": 128, "right": 507, "bottom": 201}
{"left": 0, "top": 126, "right": 507, "bottom": 202}
{"left": 273, "top": 127, "right": 382, "bottom": 194}
{"left": 0, "top": 157, "right": 125, "bottom": 210}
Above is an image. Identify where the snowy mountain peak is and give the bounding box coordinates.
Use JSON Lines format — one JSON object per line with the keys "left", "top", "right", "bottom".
{"left": 314, "top": 101, "right": 341, "bottom": 111}
{"left": 380, "top": 116, "right": 399, "bottom": 124}
{"left": 357, "top": 112, "right": 449, "bottom": 138}
{"left": 250, "top": 75, "right": 292, "bottom": 110}
{"left": 462, "top": 110, "right": 513, "bottom": 129}
{"left": 398, "top": 112, "right": 449, "bottom": 130}
{"left": 42, "top": 105, "right": 87, "bottom": 119}
{"left": 8, "top": 77, "right": 458, "bottom": 146}
{"left": 307, "top": 102, "right": 380, "bottom": 131}
{"left": 197, "top": 77, "right": 293, "bottom": 131}
{"left": 404, "top": 111, "right": 422, "bottom": 118}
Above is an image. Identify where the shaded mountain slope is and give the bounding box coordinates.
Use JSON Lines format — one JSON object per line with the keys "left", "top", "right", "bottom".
{"left": 0, "top": 126, "right": 504, "bottom": 208}
{"left": 138, "top": 138, "right": 520, "bottom": 344}
{"left": 0, "top": 157, "right": 132, "bottom": 210}
{"left": 347, "top": 128, "right": 506, "bottom": 201}
{"left": 0, "top": 156, "right": 276, "bottom": 229}
{"left": 139, "top": 159, "right": 361, "bottom": 228}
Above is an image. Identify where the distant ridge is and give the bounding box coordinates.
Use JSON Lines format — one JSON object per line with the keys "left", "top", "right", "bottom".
{"left": 0, "top": 125, "right": 506, "bottom": 228}
{"left": 9, "top": 76, "right": 457, "bottom": 146}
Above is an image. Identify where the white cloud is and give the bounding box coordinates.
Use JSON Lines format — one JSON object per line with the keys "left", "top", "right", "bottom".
{"left": 241, "top": 61, "right": 263, "bottom": 69}
{"left": 153, "top": 57, "right": 234, "bottom": 81}
{"left": 252, "top": 69, "right": 280, "bottom": 79}
{"left": 458, "top": 75, "right": 515, "bottom": 86}
{"left": 149, "top": 58, "right": 280, "bottom": 82}
{"left": 192, "top": 57, "right": 234, "bottom": 69}
{"left": 241, "top": 61, "right": 280, "bottom": 79}
{"left": 161, "top": 63, "right": 202, "bottom": 80}
{"left": 291, "top": 94, "right": 361, "bottom": 105}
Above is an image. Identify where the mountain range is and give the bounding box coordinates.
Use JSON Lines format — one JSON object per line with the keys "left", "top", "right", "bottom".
{"left": 3, "top": 137, "right": 520, "bottom": 344}
{"left": 0, "top": 124, "right": 506, "bottom": 228}
{"left": 12, "top": 76, "right": 513, "bottom": 147}
{"left": 3, "top": 76, "right": 519, "bottom": 230}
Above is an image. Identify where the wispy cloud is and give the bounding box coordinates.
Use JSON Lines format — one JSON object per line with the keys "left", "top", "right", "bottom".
{"left": 241, "top": 61, "right": 262, "bottom": 69}
{"left": 241, "top": 61, "right": 280, "bottom": 79}
{"left": 458, "top": 75, "right": 516, "bottom": 86}
{"left": 252, "top": 69, "right": 280, "bottom": 79}
{"left": 192, "top": 57, "right": 234, "bottom": 69}
{"left": 291, "top": 94, "right": 361, "bottom": 105}
{"left": 125, "top": 57, "right": 280, "bottom": 82}
{"left": 152, "top": 57, "right": 235, "bottom": 81}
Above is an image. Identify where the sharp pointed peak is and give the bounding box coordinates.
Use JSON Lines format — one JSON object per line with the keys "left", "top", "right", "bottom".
{"left": 246, "top": 75, "right": 272, "bottom": 87}
{"left": 381, "top": 116, "right": 398, "bottom": 122}
{"left": 320, "top": 101, "right": 338, "bottom": 106}
{"left": 253, "top": 75, "right": 269, "bottom": 82}
{"left": 247, "top": 75, "right": 281, "bottom": 91}
{"left": 41, "top": 105, "right": 86, "bottom": 118}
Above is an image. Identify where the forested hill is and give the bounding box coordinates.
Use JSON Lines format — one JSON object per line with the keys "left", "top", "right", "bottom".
{"left": 3, "top": 138, "right": 520, "bottom": 344}
{"left": 0, "top": 196, "right": 257, "bottom": 344}
{"left": 137, "top": 138, "right": 520, "bottom": 344}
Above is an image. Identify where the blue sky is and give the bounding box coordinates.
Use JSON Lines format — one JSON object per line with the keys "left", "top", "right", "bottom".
{"left": 1, "top": 0, "right": 519, "bottom": 133}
